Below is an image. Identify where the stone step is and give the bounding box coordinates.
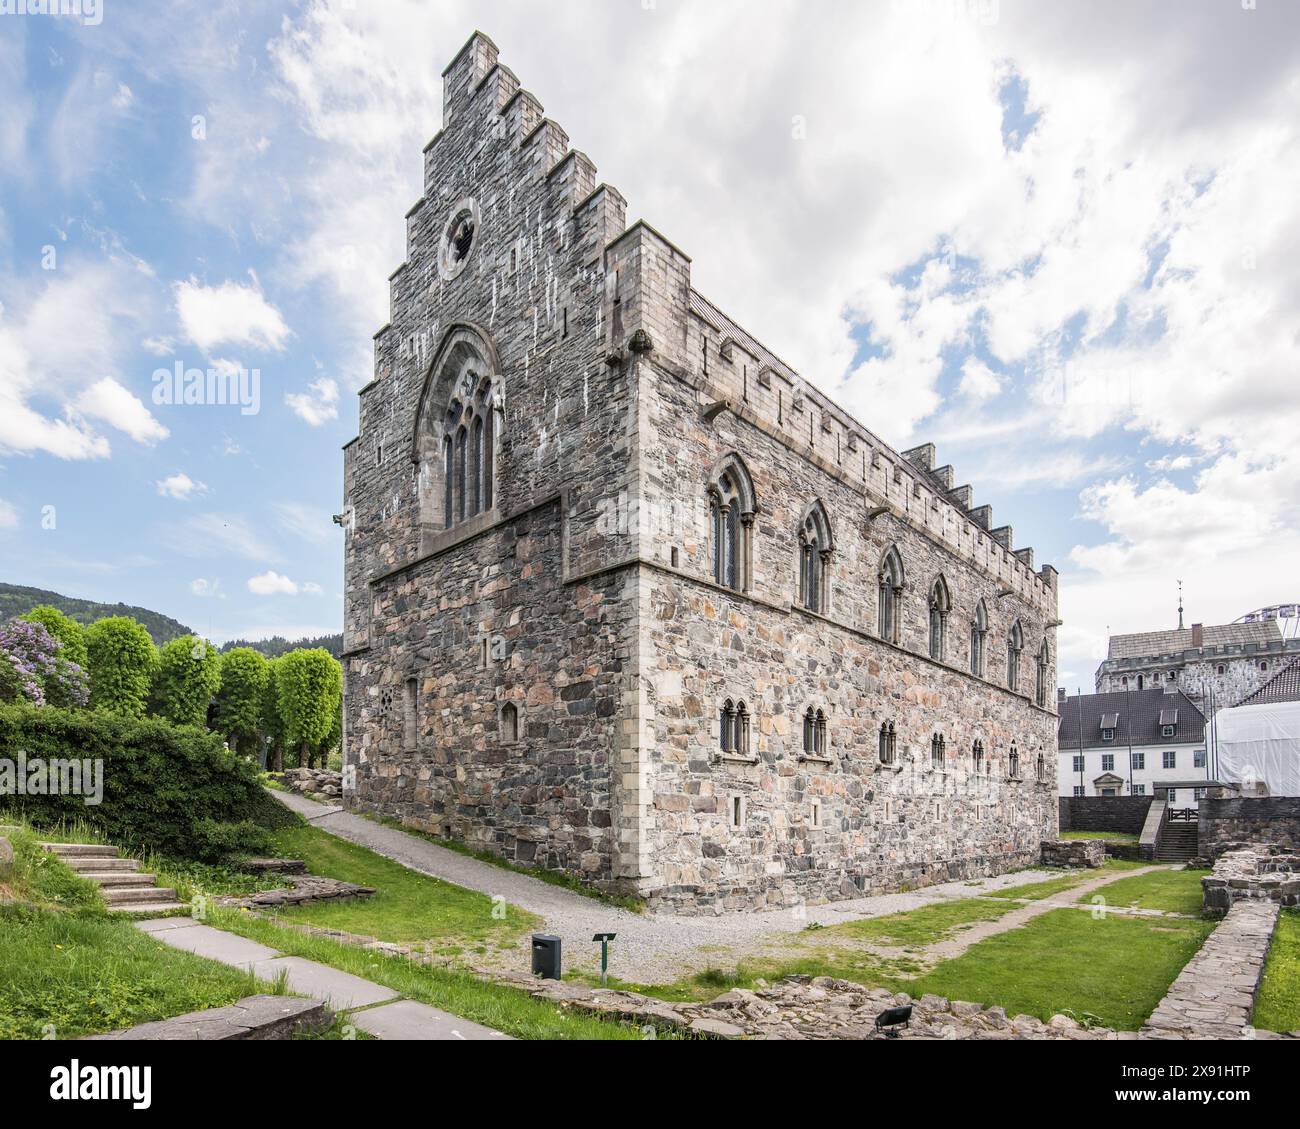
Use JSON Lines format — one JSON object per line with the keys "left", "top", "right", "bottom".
{"left": 104, "top": 886, "right": 179, "bottom": 906}
{"left": 83, "top": 872, "right": 158, "bottom": 889}
{"left": 109, "top": 901, "right": 188, "bottom": 916}
{"left": 66, "top": 857, "right": 140, "bottom": 873}
{"left": 42, "top": 843, "right": 118, "bottom": 858}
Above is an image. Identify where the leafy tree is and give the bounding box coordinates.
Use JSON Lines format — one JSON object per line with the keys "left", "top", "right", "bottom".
{"left": 261, "top": 656, "right": 286, "bottom": 772}
{"left": 21, "top": 605, "right": 89, "bottom": 669}
{"left": 215, "top": 647, "right": 269, "bottom": 757}
{"left": 86, "top": 616, "right": 157, "bottom": 718}
{"left": 151, "top": 635, "right": 222, "bottom": 729}
{"left": 276, "top": 649, "right": 343, "bottom": 770}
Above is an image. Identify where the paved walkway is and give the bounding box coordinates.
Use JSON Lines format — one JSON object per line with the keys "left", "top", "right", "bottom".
{"left": 136, "top": 916, "right": 509, "bottom": 1041}
{"left": 271, "top": 789, "right": 1092, "bottom": 983}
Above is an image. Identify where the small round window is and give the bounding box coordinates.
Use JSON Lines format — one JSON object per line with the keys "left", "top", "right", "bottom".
{"left": 438, "top": 198, "right": 480, "bottom": 282}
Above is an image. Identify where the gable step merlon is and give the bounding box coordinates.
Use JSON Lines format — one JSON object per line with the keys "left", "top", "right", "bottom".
{"left": 475, "top": 61, "right": 520, "bottom": 114}
{"left": 968, "top": 504, "right": 993, "bottom": 530}
{"left": 440, "top": 30, "right": 500, "bottom": 127}
{"left": 990, "top": 525, "right": 1014, "bottom": 550}
{"left": 932, "top": 464, "right": 954, "bottom": 490}
{"left": 1013, "top": 546, "right": 1036, "bottom": 571}
{"left": 949, "top": 484, "right": 973, "bottom": 508}
{"left": 575, "top": 183, "right": 628, "bottom": 266}
{"left": 501, "top": 88, "right": 545, "bottom": 151}
{"left": 522, "top": 118, "right": 571, "bottom": 178}
{"left": 548, "top": 149, "right": 598, "bottom": 211}
{"left": 901, "top": 444, "right": 936, "bottom": 472}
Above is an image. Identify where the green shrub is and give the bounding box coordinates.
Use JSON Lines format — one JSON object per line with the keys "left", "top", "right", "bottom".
{"left": 20, "top": 606, "right": 88, "bottom": 669}
{"left": 0, "top": 704, "right": 298, "bottom": 858}
{"left": 190, "top": 819, "right": 274, "bottom": 863}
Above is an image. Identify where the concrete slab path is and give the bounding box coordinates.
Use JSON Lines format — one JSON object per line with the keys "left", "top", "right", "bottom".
{"left": 137, "top": 917, "right": 508, "bottom": 1041}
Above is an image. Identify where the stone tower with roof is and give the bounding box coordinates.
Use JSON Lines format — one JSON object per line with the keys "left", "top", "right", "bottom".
{"left": 340, "top": 32, "right": 1061, "bottom": 913}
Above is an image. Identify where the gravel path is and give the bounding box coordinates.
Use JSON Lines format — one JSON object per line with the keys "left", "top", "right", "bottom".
{"left": 271, "top": 789, "right": 1078, "bottom": 983}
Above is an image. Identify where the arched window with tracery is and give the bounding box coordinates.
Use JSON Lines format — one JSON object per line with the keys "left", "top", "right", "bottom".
{"left": 929, "top": 577, "right": 951, "bottom": 661}
{"left": 878, "top": 546, "right": 905, "bottom": 645}
{"left": 414, "top": 326, "right": 501, "bottom": 550}
{"left": 708, "top": 456, "right": 757, "bottom": 593}
{"left": 1036, "top": 639, "right": 1052, "bottom": 708}
{"left": 1007, "top": 621, "right": 1024, "bottom": 692}
{"left": 797, "top": 502, "right": 834, "bottom": 614}
{"left": 803, "top": 708, "right": 828, "bottom": 757}
{"left": 972, "top": 739, "right": 985, "bottom": 775}
{"left": 970, "top": 600, "right": 988, "bottom": 677}
{"left": 930, "top": 733, "right": 946, "bottom": 770}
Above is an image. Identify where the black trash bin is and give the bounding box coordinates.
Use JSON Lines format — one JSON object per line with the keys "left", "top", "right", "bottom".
{"left": 531, "top": 934, "right": 562, "bottom": 980}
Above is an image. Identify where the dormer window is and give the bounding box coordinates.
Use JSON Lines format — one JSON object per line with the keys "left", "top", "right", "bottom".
{"left": 1159, "top": 709, "right": 1178, "bottom": 740}
{"left": 1100, "top": 711, "right": 1119, "bottom": 744}
{"left": 1161, "top": 725, "right": 1176, "bottom": 739}
{"left": 1102, "top": 729, "right": 1115, "bottom": 743}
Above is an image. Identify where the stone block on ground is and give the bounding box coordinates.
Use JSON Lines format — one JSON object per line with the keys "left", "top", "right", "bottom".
{"left": 84, "top": 996, "right": 329, "bottom": 1041}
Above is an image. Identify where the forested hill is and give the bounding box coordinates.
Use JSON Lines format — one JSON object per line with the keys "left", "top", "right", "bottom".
{"left": 0, "top": 583, "right": 195, "bottom": 644}
{"left": 220, "top": 634, "right": 344, "bottom": 659}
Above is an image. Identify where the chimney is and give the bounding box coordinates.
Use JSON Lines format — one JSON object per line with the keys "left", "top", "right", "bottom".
{"left": 1191, "top": 623, "right": 1204, "bottom": 649}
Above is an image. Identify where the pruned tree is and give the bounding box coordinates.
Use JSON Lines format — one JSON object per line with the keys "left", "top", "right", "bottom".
{"left": 276, "top": 649, "right": 343, "bottom": 770}
{"left": 151, "top": 635, "right": 222, "bottom": 729}
{"left": 21, "top": 605, "right": 89, "bottom": 670}
{"left": 214, "top": 647, "right": 269, "bottom": 757}
{"left": 86, "top": 616, "right": 157, "bottom": 718}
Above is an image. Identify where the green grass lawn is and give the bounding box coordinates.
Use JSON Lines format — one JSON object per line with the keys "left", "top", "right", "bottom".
{"left": 1061, "top": 831, "right": 1140, "bottom": 844}
{"left": 985, "top": 859, "right": 1148, "bottom": 902}
{"left": 0, "top": 821, "right": 106, "bottom": 912}
{"left": 244, "top": 824, "right": 540, "bottom": 950}
{"left": 0, "top": 905, "right": 282, "bottom": 1040}
{"left": 905, "top": 908, "right": 1214, "bottom": 1030}
{"left": 214, "top": 909, "right": 663, "bottom": 1040}
{"left": 1076, "top": 867, "right": 1209, "bottom": 916}
{"left": 821, "top": 897, "right": 1020, "bottom": 949}
{"left": 1254, "top": 909, "right": 1300, "bottom": 1033}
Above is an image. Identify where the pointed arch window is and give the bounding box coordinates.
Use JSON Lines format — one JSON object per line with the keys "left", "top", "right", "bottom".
{"left": 797, "top": 502, "right": 834, "bottom": 614}
{"left": 1008, "top": 742, "right": 1022, "bottom": 781}
{"left": 878, "top": 722, "right": 897, "bottom": 766}
{"left": 970, "top": 600, "right": 988, "bottom": 677}
{"left": 878, "top": 547, "right": 905, "bottom": 645}
{"left": 708, "top": 456, "right": 756, "bottom": 593}
{"left": 1036, "top": 752, "right": 1047, "bottom": 784}
{"left": 1036, "top": 639, "right": 1052, "bottom": 708}
{"left": 929, "top": 577, "right": 951, "bottom": 661}
{"left": 930, "top": 733, "right": 946, "bottom": 770}
{"left": 972, "top": 739, "right": 985, "bottom": 775}
{"left": 413, "top": 327, "right": 501, "bottom": 546}
{"left": 1007, "top": 621, "right": 1024, "bottom": 692}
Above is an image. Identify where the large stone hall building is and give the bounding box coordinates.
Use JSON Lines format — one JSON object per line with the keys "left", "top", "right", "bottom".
{"left": 339, "top": 33, "right": 1061, "bottom": 913}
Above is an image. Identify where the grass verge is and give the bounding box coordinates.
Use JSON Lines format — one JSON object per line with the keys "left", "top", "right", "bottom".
{"left": 0, "top": 904, "right": 283, "bottom": 1039}
{"left": 985, "top": 859, "right": 1147, "bottom": 902}
{"left": 1061, "top": 831, "right": 1139, "bottom": 844}
{"left": 816, "top": 897, "right": 1020, "bottom": 949}
{"left": 212, "top": 908, "right": 663, "bottom": 1040}
{"left": 243, "top": 824, "right": 540, "bottom": 950}
{"left": 905, "top": 907, "right": 1214, "bottom": 1030}
{"left": 1254, "top": 909, "right": 1299, "bottom": 1033}
{"left": 1077, "top": 867, "right": 1210, "bottom": 916}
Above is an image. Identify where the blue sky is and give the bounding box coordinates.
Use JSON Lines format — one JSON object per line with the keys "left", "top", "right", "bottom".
{"left": 1, "top": 0, "right": 1298, "bottom": 687}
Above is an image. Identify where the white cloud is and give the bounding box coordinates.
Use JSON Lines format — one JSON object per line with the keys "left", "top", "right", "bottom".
{"left": 190, "top": 578, "right": 224, "bottom": 598}
{"left": 285, "top": 377, "right": 339, "bottom": 427}
{"left": 0, "top": 498, "right": 18, "bottom": 530}
{"left": 157, "top": 472, "right": 208, "bottom": 500}
{"left": 174, "top": 274, "right": 291, "bottom": 353}
{"left": 248, "top": 571, "right": 300, "bottom": 597}
{"left": 74, "top": 379, "right": 169, "bottom": 446}
{"left": 959, "top": 359, "right": 1005, "bottom": 404}
{"left": 302, "top": 582, "right": 325, "bottom": 596}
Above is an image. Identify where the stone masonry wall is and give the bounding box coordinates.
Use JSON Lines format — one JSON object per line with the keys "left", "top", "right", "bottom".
{"left": 1058, "top": 796, "right": 1154, "bottom": 835}
{"left": 1199, "top": 797, "right": 1300, "bottom": 862}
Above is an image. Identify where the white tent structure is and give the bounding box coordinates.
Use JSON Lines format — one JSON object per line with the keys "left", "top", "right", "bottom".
{"left": 1214, "top": 701, "right": 1300, "bottom": 797}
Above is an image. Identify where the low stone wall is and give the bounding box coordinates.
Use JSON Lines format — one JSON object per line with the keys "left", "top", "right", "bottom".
{"left": 1142, "top": 901, "right": 1280, "bottom": 1040}
{"left": 1041, "top": 840, "right": 1105, "bottom": 869}
{"left": 217, "top": 875, "right": 375, "bottom": 911}
{"left": 1199, "top": 797, "right": 1300, "bottom": 862}
{"left": 1059, "top": 797, "right": 1153, "bottom": 836}
{"left": 1202, "top": 849, "right": 1300, "bottom": 916}
{"left": 277, "top": 767, "right": 343, "bottom": 801}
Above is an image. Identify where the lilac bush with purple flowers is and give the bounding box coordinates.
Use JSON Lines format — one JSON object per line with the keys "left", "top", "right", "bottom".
{"left": 0, "top": 618, "right": 91, "bottom": 709}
